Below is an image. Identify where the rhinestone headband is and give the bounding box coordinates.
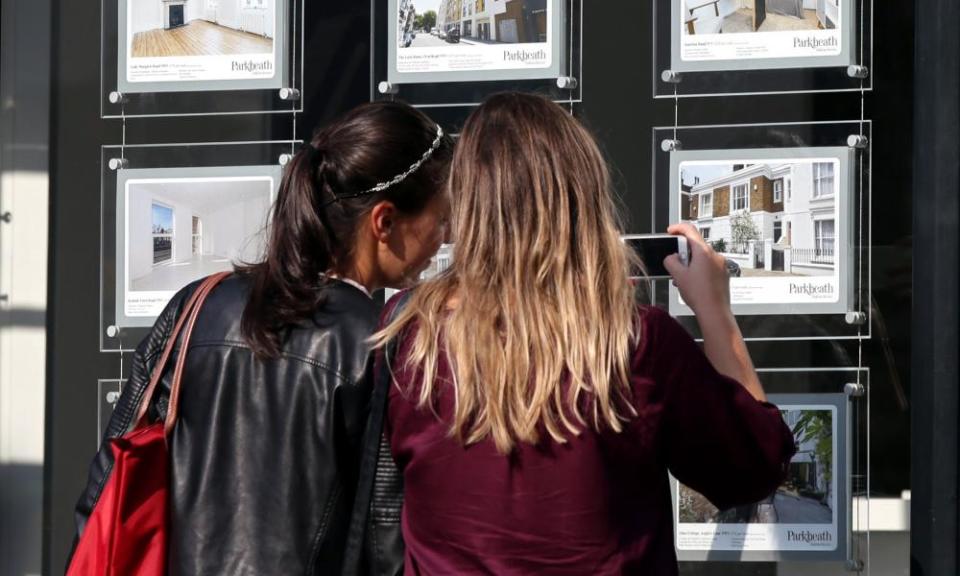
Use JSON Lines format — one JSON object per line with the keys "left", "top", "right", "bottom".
{"left": 322, "top": 124, "right": 444, "bottom": 208}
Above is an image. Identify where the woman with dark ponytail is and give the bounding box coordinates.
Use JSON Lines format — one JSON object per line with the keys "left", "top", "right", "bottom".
{"left": 71, "top": 102, "right": 453, "bottom": 576}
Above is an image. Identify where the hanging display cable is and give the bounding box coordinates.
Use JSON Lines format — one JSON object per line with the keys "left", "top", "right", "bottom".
{"left": 854, "top": 1, "right": 868, "bottom": 569}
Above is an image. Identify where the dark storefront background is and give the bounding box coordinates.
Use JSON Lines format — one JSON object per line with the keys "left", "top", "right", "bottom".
{"left": 42, "top": 1, "right": 958, "bottom": 575}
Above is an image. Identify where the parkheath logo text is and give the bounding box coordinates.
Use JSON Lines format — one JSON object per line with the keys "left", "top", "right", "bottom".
{"left": 787, "top": 529, "right": 833, "bottom": 544}
{"left": 232, "top": 59, "right": 273, "bottom": 73}
{"left": 794, "top": 36, "right": 839, "bottom": 49}
{"left": 789, "top": 282, "right": 834, "bottom": 296}
{"left": 504, "top": 49, "right": 548, "bottom": 63}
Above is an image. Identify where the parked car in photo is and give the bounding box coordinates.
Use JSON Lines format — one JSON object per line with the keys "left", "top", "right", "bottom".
{"left": 724, "top": 258, "right": 742, "bottom": 278}
{"left": 438, "top": 29, "right": 447, "bottom": 39}
{"left": 445, "top": 28, "right": 460, "bottom": 43}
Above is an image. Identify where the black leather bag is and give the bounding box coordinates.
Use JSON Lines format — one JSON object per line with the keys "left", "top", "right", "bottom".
{"left": 343, "top": 293, "right": 411, "bottom": 576}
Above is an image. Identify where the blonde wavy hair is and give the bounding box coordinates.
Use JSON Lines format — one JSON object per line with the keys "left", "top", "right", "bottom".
{"left": 375, "top": 93, "right": 639, "bottom": 453}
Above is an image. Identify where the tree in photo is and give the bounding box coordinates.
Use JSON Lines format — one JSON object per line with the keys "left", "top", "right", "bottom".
{"left": 787, "top": 410, "right": 834, "bottom": 507}
{"left": 416, "top": 10, "right": 437, "bottom": 31}
{"left": 731, "top": 211, "right": 761, "bottom": 243}
{"left": 730, "top": 211, "right": 761, "bottom": 254}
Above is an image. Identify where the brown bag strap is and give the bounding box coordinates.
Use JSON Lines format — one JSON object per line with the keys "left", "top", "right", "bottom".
{"left": 163, "top": 271, "right": 230, "bottom": 436}
{"left": 132, "top": 271, "right": 232, "bottom": 431}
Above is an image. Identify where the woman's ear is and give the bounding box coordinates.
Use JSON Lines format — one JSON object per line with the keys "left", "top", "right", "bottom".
{"left": 370, "top": 201, "right": 398, "bottom": 243}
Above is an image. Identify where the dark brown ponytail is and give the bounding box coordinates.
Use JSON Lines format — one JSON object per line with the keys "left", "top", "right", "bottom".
{"left": 238, "top": 101, "right": 453, "bottom": 358}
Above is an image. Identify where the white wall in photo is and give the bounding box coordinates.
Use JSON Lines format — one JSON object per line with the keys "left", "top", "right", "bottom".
{"left": 126, "top": 178, "right": 271, "bottom": 291}
{"left": 127, "top": 186, "right": 155, "bottom": 281}
{"left": 130, "top": 0, "right": 163, "bottom": 34}
{"left": 220, "top": 0, "right": 276, "bottom": 38}
{"left": 200, "top": 191, "right": 271, "bottom": 263}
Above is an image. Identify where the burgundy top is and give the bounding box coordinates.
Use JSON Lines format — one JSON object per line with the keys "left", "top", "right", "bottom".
{"left": 383, "top": 304, "right": 795, "bottom": 575}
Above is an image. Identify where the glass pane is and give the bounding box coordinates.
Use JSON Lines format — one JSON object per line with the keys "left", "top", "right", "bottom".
{"left": 101, "top": 0, "right": 304, "bottom": 117}
{"left": 653, "top": 0, "right": 873, "bottom": 97}
{"left": 100, "top": 141, "right": 293, "bottom": 352}
{"left": 653, "top": 122, "right": 871, "bottom": 338}
{"left": 375, "top": 0, "right": 582, "bottom": 107}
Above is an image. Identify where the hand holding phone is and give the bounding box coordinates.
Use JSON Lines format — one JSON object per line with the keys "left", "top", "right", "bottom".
{"left": 662, "top": 223, "right": 732, "bottom": 316}
{"left": 622, "top": 234, "right": 689, "bottom": 279}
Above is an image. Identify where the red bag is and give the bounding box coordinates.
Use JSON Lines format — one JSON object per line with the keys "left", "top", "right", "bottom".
{"left": 67, "top": 272, "right": 231, "bottom": 576}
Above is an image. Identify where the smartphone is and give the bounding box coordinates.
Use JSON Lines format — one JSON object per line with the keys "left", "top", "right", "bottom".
{"left": 622, "top": 234, "right": 689, "bottom": 279}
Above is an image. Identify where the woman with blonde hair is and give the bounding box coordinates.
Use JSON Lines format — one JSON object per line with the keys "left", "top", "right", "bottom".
{"left": 375, "top": 93, "right": 795, "bottom": 575}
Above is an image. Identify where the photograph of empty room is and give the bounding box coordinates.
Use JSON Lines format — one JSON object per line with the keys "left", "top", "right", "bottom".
{"left": 125, "top": 176, "right": 273, "bottom": 293}
{"left": 681, "top": 0, "right": 839, "bottom": 36}
{"left": 128, "top": 0, "right": 275, "bottom": 58}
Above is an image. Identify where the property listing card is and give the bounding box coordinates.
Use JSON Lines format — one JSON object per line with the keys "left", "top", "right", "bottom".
{"left": 116, "top": 168, "right": 278, "bottom": 324}
{"left": 679, "top": 0, "right": 843, "bottom": 64}
{"left": 679, "top": 156, "right": 841, "bottom": 307}
{"left": 668, "top": 146, "right": 856, "bottom": 317}
{"left": 123, "top": 0, "right": 281, "bottom": 86}
{"left": 675, "top": 403, "right": 840, "bottom": 554}
{"left": 393, "top": 0, "right": 554, "bottom": 77}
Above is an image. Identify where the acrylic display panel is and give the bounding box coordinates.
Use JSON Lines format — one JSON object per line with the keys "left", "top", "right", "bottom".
{"left": 373, "top": 0, "right": 582, "bottom": 107}
{"left": 653, "top": 0, "right": 873, "bottom": 97}
{"left": 97, "top": 379, "right": 125, "bottom": 445}
{"left": 102, "top": 0, "right": 303, "bottom": 117}
{"left": 100, "top": 141, "right": 293, "bottom": 352}
{"left": 668, "top": 147, "right": 855, "bottom": 317}
{"left": 673, "top": 368, "right": 870, "bottom": 568}
{"left": 674, "top": 392, "right": 851, "bottom": 563}
{"left": 652, "top": 122, "right": 871, "bottom": 340}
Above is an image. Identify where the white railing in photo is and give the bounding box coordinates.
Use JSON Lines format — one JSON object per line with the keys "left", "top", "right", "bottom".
{"left": 707, "top": 237, "right": 838, "bottom": 276}
{"left": 790, "top": 247, "right": 835, "bottom": 266}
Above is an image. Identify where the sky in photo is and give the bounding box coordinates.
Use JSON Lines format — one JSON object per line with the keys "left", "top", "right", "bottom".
{"left": 412, "top": 0, "right": 442, "bottom": 14}
{"left": 152, "top": 204, "right": 174, "bottom": 233}
{"left": 680, "top": 163, "right": 736, "bottom": 187}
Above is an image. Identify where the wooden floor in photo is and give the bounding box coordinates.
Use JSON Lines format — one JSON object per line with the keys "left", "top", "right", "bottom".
{"left": 132, "top": 20, "right": 272, "bottom": 58}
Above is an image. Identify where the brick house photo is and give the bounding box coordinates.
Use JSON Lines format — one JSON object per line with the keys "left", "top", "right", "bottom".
{"left": 681, "top": 160, "right": 838, "bottom": 277}
{"left": 433, "top": 0, "right": 548, "bottom": 43}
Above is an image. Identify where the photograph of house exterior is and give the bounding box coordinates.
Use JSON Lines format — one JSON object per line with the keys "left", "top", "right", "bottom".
{"left": 678, "top": 407, "right": 835, "bottom": 526}
{"left": 681, "top": 159, "right": 838, "bottom": 278}
{"left": 681, "top": 0, "right": 839, "bottom": 35}
{"left": 417, "top": 0, "right": 547, "bottom": 45}
{"left": 128, "top": 0, "right": 275, "bottom": 58}
{"left": 392, "top": 0, "right": 555, "bottom": 81}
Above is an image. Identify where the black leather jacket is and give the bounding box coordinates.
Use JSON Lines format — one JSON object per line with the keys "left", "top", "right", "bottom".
{"left": 72, "top": 275, "right": 403, "bottom": 575}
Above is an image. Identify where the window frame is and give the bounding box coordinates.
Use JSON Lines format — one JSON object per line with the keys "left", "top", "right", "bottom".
{"left": 699, "top": 191, "right": 714, "bottom": 218}
{"left": 192, "top": 215, "right": 203, "bottom": 257}
{"left": 732, "top": 181, "right": 749, "bottom": 212}
{"left": 813, "top": 162, "right": 836, "bottom": 199}
{"left": 814, "top": 218, "right": 836, "bottom": 255}
{"left": 151, "top": 202, "right": 175, "bottom": 266}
